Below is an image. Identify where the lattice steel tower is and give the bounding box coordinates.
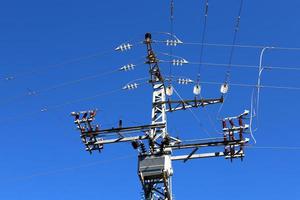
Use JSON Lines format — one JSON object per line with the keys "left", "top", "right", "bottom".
{"left": 71, "top": 33, "right": 250, "bottom": 200}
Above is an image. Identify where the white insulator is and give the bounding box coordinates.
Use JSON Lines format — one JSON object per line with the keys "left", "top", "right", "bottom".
{"left": 123, "top": 83, "right": 138, "bottom": 90}
{"left": 166, "top": 85, "right": 173, "bottom": 96}
{"left": 115, "top": 43, "right": 133, "bottom": 51}
{"left": 165, "top": 39, "right": 183, "bottom": 46}
{"left": 166, "top": 39, "right": 170, "bottom": 46}
{"left": 178, "top": 78, "right": 193, "bottom": 84}
{"left": 176, "top": 39, "right": 183, "bottom": 45}
{"left": 220, "top": 83, "right": 229, "bottom": 94}
{"left": 193, "top": 84, "right": 202, "bottom": 95}
{"left": 120, "top": 64, "right": 135, "bottom": 71}
{"left": 172, "top": 59, "right": 189, "bottom": 66}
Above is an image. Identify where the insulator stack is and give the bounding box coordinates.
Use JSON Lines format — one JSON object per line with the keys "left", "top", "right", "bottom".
{"left": 165, "top": 39, "right": 183, "bottom": 46}
{"left": 123, "top": 83, "right": 139, "bottom": 90}
{"left": 178, "top": 78, "right": 193, "bottom": 84}
{"left": 115, "top": 43, "right": 133, "bottom": 51}
{"left": 140, "top": 143, "right": 147, "bottom": 154}
{"left": 172, "top": 59, "right": 188, "bottom": 66}
{"left": 120, "top": 64, "right": 136, "bottom": 71}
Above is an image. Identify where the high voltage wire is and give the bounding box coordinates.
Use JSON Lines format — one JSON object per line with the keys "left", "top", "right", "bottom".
{"left": 217, "top": 0, "right": 244, "bottom": 120}
{"left": 155, "top": 40, "right": 300, "bottom": 51}
{"left": 4, "top": 154, "right": 136, "bottom": 183}
{"left": 173, "top": 87, "right": 212, "bottom": 138}
{"left": 4, "top": 145, "right": 300, "bottom": 183}
{"left": 161, "top": 60, "right": 300, "bottom": 71}
{"left": 168, "top": 0, "right": 175, "bottom": 80}
{"left": 0, "top": 88, "right": 123, "bottom": 124}
{"left": 1, "top": 41, "right": 143, "bottom": 82}
{"left": 0, "top": 69, "right": 119, "bottom": 107}
{"left": 197, "top": 0, "right": 209, "bottom": 80}
{"left": 0, "top": 81, "right": 150, "bottom": 125}
{"left": 200, "top": 81, "right": 300, "bottom": 91}
{"left": 246, "top": 146, "right": 300, "bottom": 150}
{"left": 0, "top": 60, "right": 145, "bottom": 107}
{"left": 1, "top": 50, "right": 114, "bottom": 81}
{"left": 225, "top": 0, "right": 244, "bottom": 83}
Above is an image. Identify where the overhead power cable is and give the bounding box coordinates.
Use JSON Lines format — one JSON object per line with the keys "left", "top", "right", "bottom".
{"left": 0, "top": 60, "right": 145, "bottom": 107}
{"left": 1, "top": 40, "right": 142, "bottom": 82}
{"left": 168, "top": 0, "right": 175, "bottom": 80}
{"left": 6, "top": 144, "right": 300, "bottom": 183}
{"left": 161, "top": 60, "right": 300, "bottom": 71}
{"left": 155, "top": 40, "right": 300, "bottom": 53}
{"left": 197, "top": 0, "right": 209, "bottom": 81}
{"left": 5, "top": 154, "right": 135, "bottom": 183}
{"left": 1, "top": 50, "right": 113, "bottom": 82}
{"left": 172, "top": 87, "right": 212, "bottom": 137}
{"left": 200, "top": 81, "right": 300, "bottom": 91}
{"left": 246, "top": 146, "right": 300, "bottom": 150}
{"left": 225, "top": 0, "right": 244, "bottom": 83}
{"left": 1, "top": 80, "right": 149, "bottom": 125}
{"left": 0, "top": 88, "right": 123, "bottom": 124}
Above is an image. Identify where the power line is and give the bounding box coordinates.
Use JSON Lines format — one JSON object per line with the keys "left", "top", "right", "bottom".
{"left": 172, "top": 86, "right": 212, "bottom": 137}
{"left": 197, "top": 0, "right": 209, "bottom": 79}
{"left": 0, "top": 79, "right": 149, "bottom": 125}
{"left": 5, "top": 145, "right": 300, "bottom": 183}
{"left": 0, "top": 60, "right": 145, "bottom": 107}
{"left": 246, "top": 146, "right": 300, "bottom": 151}
{"left": 155, "top": 40, "right": 300, "bottom": 52}
{"left": 0, "top": 88, "right": 123, "bottom": 125}
{"left": 187, "top": 61, "right": 300, "bottom": 71}
{"left": 5, "top": 154, "right": 135, "bottom": 183}
{"left": 1, "top": 41, "right": 142, "bottom": 82}
{"left": 161, "top": 60, "right": 300, "bottom": 71}
{"left": 200, "top": 81, "right": 300, "bottom": 91}
{"left": 1, "top": 50, "right": 113, "bottom": 81}
{"left": 169, "top": 0, "right": 175, "bottom": 80}
{"left": 225, "top": 0, "right": 244, "bottom": 83}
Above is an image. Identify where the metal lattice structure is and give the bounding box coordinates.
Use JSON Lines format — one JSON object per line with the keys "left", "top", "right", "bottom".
{"left": 71, "top": 33, "right": 250, "bottom": 200}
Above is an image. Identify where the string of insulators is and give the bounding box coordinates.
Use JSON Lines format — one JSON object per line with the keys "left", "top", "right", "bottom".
{"left": 140, "top": 143, "right": 147, "bottom": 154}
{"left": 172, "top": 59, "right": 189, "bottom": 66}
{"left": 119, "top": 64, "right": 136, "bottom": 71}
{"left": 165, "top": 39, "right": 183, "bottom": 46}
{"left": 178, "top": 78, "right": 194, "bottom": 84}
{"left": 115, "top": 43, "right": 133, "bottom": 51}
{"left": 122, "top": 83, "right": 139, "bottom": 90}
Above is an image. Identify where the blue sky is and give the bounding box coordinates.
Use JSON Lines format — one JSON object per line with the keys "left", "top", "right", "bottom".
{"left": 0, "top": 0, "right": 300, "bottom": 199}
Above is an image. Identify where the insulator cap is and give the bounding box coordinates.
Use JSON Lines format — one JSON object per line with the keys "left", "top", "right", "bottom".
{"left": 193, "top": 84, "right": 201, "bottom": 95}
{"left": 166, "top": 85, "right": 173, "bottom": 96}
{"left": 220, "top": 83, "right": 229, "bottom": 94}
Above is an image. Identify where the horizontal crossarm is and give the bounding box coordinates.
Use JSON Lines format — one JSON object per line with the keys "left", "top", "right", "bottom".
{"left": 81, "top": 123, "right": 166, "bottom": 136}
{"left": 171, "top": 150, "right": 244, "bottom": 161}
{"left": 154, "top": 97, "right": 223, "bottom": 112}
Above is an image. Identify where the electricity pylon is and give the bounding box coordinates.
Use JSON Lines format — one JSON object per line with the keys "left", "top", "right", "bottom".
{"left": 71, "top": 33, "right": 250, "bottom": 200}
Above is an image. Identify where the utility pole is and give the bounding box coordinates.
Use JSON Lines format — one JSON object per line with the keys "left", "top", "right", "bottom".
{"left": 71, "top": 33, "right": 250, "bottom": 200}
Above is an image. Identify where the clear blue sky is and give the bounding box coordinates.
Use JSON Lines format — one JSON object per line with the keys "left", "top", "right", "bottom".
{"left": 0, "top": 0, "right": 300, "bottom": 199}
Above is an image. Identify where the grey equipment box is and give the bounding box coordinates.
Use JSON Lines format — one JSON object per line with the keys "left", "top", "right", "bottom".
{"left": 138, "top": 155, "right": 173, "bottom": 180}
